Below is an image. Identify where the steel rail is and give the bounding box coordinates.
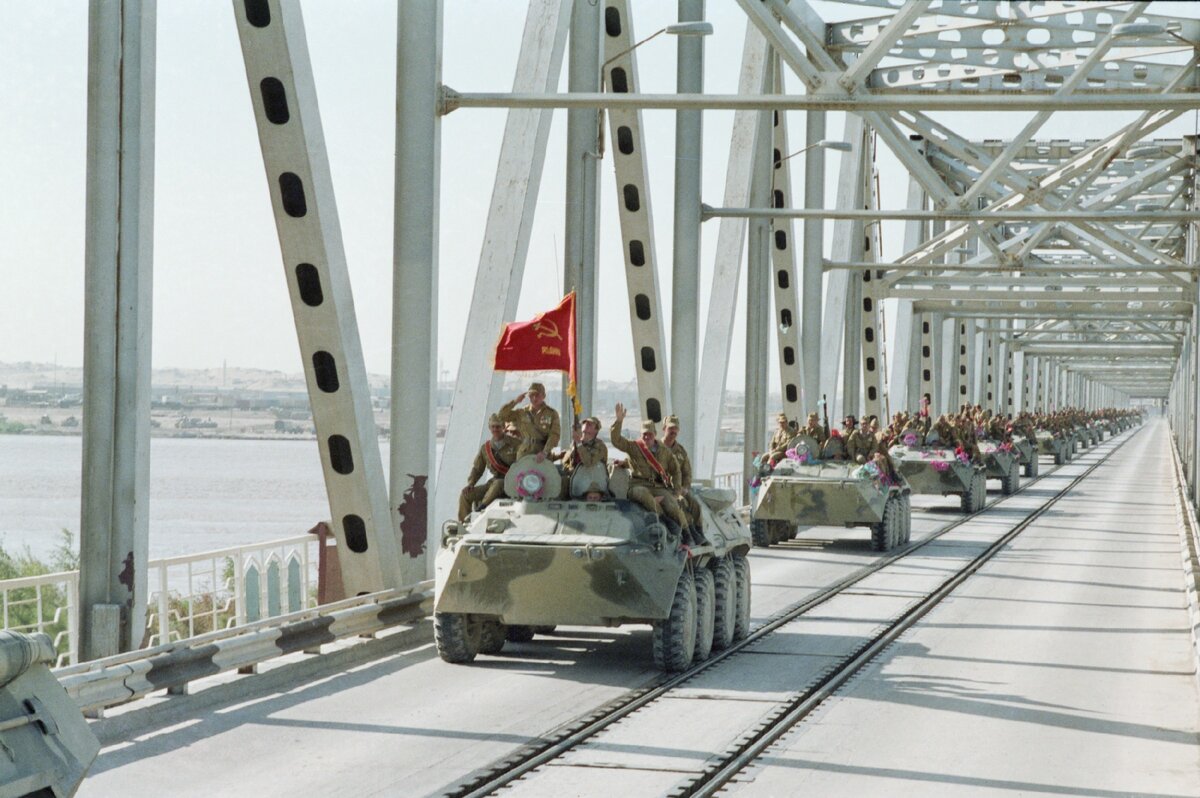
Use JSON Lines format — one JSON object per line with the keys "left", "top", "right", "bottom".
{"left": 688, "top": 426, "right": 1141, "bottom": 797}
{"left": 444, "top": 427, "right": 1137, "bottom": 798}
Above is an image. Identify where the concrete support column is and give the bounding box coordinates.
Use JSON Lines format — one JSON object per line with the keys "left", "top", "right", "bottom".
{"left": 392, "top": 0, "right": 442, "bottom": 581}
{"left": 800, "top": 107, "right": 825, "bottom": 410}
{"left": 671, "top": 0, "right": 705, "bottom": 451}
{"left": 564, "top": 0, "right": 602, "bottom": 416}
{"left": 80, "top": 0, "right": 155, "bottom": 660}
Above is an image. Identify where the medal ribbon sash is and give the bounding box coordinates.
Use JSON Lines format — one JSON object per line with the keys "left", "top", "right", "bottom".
{"left": 636, "top": 439, "right": 673, "bottom": 489}
{"left": 483, "top": 442, "right": 510, "bottom": 477}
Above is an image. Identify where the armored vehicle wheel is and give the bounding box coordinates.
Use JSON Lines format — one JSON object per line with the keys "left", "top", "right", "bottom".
{"left": 434, "top": 612, "right": 480, "bottom": 664}
{"left": 750, "top": 519, "right": 772, "bottom": 548}
{"left": 506, "top": 625, "right": 535, "bottom": 643}
{"left": 693, "top": 567, "right": 716, "bottom": 662}
{"left": 477, "top": 620, "right": 506, "bottom": 655}
{"left": 900, "top": 494, "right": 912, "bottom": 544}
{"left": 1024, "top": 457, "right": 1038, "bottom": 478}
{"left": 711, "top": 557, "right": 737, "bottom": 651}
{"left": 653, "top": 570, "right": 697, "bottom": 672}
{"left": 878, "top": 496, "right": 901, "bottom": 551}
{"left": 1054, "top": 451, "right": 1064, "bottom": 465}
{"left": 961, "top": 472, "right": 985, "bottom": 513}
{"left": 870, "top": 516, "right": 887, "bottom": 552}
{"left": 1000, "top": 462, "right": 1019, "bottom": 495}
{"left": 773, "top": 520, "right": 796, "bottom": 544}
{"left": 733, "top": 556, "right": 752, "bottom": 641}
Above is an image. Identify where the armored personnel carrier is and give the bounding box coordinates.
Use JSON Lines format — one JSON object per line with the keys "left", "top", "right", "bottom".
{"left": 434, "top": 456, "right": 753, "bottom": 673}
{"left": 1036, "top": 429, "right": 1071, "bottom": 464}
{"left": 889, "top": 442, "right": 988, "bottom": 513}
{"left": 1011, "top": 433, "right": 1039, "bottom": 478}
{"left": 979, "top": 440, "right": 1021, "bottom": 495}
{"left": 749, "top": 435, "right": 911, "bottom": 552}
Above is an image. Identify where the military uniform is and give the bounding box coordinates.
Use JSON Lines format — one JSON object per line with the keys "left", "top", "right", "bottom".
{"left": 499, "top": 383, "right": 561, "bottom": 459}
{"left": 661, "top": 422, "right": 701, "bottom": 527}
{"left": 765, "top": 414, "right": 792, "bottom": 465}
{"left": 458, "top": 432, "right": 521, "bottom": 521}
{"left": 610, "top": 417, "right": 690, "bottom": 530}
{"left": 802, "top": 414, "right": 828, "bottom": 448}
{"left": 846, "top": 428, "right": 876, "bottom": 463}
{"left": 564, "top": 436, "right": 608, "bottom": 471}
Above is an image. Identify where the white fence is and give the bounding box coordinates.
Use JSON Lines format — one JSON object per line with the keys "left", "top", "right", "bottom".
{"left": 0, "top": 534, "right": 320, "bottom": 667}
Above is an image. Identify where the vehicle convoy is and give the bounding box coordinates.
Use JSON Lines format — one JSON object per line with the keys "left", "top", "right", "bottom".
{"left": 433, "top": 456, "right": 753, "bottom": 672}
{"left": 889, "top": 438, "right": 988, "bottom": 513}
{"left": 1036, "top": 428, "right": 1072, "bottom": 465}
{"left": 1011, "top": 433, "right": 1039, "bottom": 478}
{"left": 750, "top": 434, "right": 912, "bottom": 552}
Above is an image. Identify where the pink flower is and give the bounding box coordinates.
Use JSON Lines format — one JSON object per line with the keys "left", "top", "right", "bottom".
{"left": 932, "top": 460, "right": 950, "bottom": 472}
{"left": 903, "top": 433, "right": 918, "bottom": 446}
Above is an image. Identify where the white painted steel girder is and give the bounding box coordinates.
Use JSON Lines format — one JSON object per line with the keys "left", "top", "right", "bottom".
{"left": 767, "top": 72, "right": 805, "bottom": 422}
{"left": 233, "top": 0, "right": 404, "bottom": 593}
{"left": 601, "top": 0, "right": 671, "bottom": 423}
{"left": 694, "top": 23, "right": 768, "bottom": 480}
{"left": 434, "top": 0, "right": 571, "bottom": 536}
{"left": 80, "top": 0, "right": 155, "bottom": 660}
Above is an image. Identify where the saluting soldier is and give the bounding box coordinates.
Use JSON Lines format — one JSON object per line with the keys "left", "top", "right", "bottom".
{"left": 499, "top": 381, "right": 561, "bottom": 461}
{"left": 610, "top": 403, "right": 693, "bottom": 537}
{"left": 661, "top": 415, "right": 703, "bottom": 529}
{"left": 458, "top": 414, "right": 521, "bottom": 522}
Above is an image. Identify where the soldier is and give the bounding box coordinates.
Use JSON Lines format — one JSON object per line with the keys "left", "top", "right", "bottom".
{"left": 499, "top": 381, "right": 561, "bottom": 461}
{"left": 661, "top": 414, "right": 703, "bottom": 528}
{"left": 802, "top": 411, "right": 828, "bottom": 448}
{"left": 610, "top": 403, "right": 694, "bottom": 540}
{"left": 563, "top": 415, "right": 608, "bottom": 475}
{"left": 765, "top": 413, "right": 792, "bottom": 466}
{"left": 847, "top": 417, "right": 876, "bottom": 464}
{"left": 458, "top": 414, "right": 521, "bottom": 522}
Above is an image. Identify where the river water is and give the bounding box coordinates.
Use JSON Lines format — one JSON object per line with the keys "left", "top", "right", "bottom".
{"left": 0, "top": 435, "right": 744, "bottom": 563}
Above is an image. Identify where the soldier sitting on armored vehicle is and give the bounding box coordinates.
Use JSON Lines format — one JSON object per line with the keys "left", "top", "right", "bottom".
{"left": 499, "top": 381, "right": 561, "bottom": 462}
{"left": 458, "top": 414, "right": 521, "bottom": 521}
{"left": 801, "top": 411, "right": 828, "bottom": 448}
{"left": 610, "top": 403, "right": 699, "bottom": 544}
{"left": 765, "top": 412, "right": 793, "bottom": 466}
{"left": 563, "top": 416, "right": 607, "bottom": 475}
{"left": 847, "top": 416, "right": 877, "bottom": 463}
{"left": 661, "top": 414, "right": 703, "bottom": 529}
{"left": 821, "top": 426, "right": 849, "bottom": 461}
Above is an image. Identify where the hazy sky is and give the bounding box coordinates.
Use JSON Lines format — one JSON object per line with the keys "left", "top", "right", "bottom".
{"left": 1, "top": 1, "right": 1196, "bottom": 391}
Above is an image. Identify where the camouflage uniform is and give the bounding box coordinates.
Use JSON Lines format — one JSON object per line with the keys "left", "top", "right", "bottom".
{"left": 499, "top": 387, "right": 561, "bottom": 459}
{"left": 610, "top": 418, "right": 689, "bottom": 529}
{"left": 458, "top": 433, "right": 521, "bottom": 522}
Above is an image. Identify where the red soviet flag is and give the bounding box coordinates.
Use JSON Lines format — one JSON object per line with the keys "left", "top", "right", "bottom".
{"left": 493, "top": 292, "right": 580, "bottom": 414}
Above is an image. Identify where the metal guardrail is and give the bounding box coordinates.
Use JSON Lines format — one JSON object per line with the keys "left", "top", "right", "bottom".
{"left": 55, "top": 581, "right": 432, "bottom": 711}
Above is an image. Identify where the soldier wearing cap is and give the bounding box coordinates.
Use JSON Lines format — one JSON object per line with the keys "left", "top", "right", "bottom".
{"left": 499, "top": 381, "right": 561, "bottom": 462}
{"left": 610, "top": 403, "right": 692, "bottom": 536}
{"left": 564, "top": 415, "right": 608, "bottom": 474}
{"left": 765, "top": 413, "right": 792, "bottom": 466}
{"left": 802, "top": 411, "right": 828, "bottom": 448}
{"left": 459, "top": 413, "right": 521, "bottom": 521}
{"left": 661, "top": 414, "right": 702, "bottom": 528}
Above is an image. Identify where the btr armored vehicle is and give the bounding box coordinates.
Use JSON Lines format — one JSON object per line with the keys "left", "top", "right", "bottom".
{"left": 889, "top": 442, "right": 988, "bottom": 513}
{"left": 750, "top": 435, "right": 912, "bottom": 552}
{"left": 979, "top": 440, "right": 1021, "bottom": 495}
{"left": 434, "top": 456, "right": 753, "bottom": 673}
{"left": 1036, "top": 429, "right": 1071, "bottom": 464}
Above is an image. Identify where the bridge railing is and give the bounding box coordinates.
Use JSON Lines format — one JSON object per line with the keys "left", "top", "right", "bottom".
{"left": 0, "top": 534, "right": 319, "bottom": 667}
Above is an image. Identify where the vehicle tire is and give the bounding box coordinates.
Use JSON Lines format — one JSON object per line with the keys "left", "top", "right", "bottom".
{"left": 477, "top": 620, "right": 506, "bottom": 655}
{"left": 771, "top": 520, "right": 793, "bottom": 545}
{"left": 711, "top": 557, "right": 737, "bottom": 651}
{"left": 733, "top": 556, "right": 752, "bottom": 641}
{"left": 1023, "top": 458, "right": 1035, "bottom": 478}
{"left": 959, "top": 479, "right": 974, "bottom": 513}
{"left": 653, "top": 570, "right": 697, "bottom": 672}
{"left": 1001, "top": 462, "right": 1018, "bottom": 495}
{"left": 693, "top": 567, "right": 716, "bottom": 662}
{"left": 750, "top": 519, "right": 771, "bottom": 548}
{"left": 1054, "top": 451, "right": 1064, "bottom": 465}
{"left": 506, "top": 625, "right": 535, "bottom": 643}
{"left": 975, "top": 472, "right": 987, "bottom": 510}
{"left": 900, "top": 494, "right": 912, "bottom": 544}
{"left": 883, "top": 495, "right": 901, "bottom": 550}
{"left": 871, "top": 497, "right": 894, "bottom": 552}
{"left": 434, "top": 612, "right": 479, "bottom": 664}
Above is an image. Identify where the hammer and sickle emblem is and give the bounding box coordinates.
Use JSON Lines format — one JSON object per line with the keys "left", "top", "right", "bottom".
{"left": 533, "top": 318, "right": 562, "bottom": 341}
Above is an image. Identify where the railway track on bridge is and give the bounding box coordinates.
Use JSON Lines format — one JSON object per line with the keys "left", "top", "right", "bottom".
{"left": 439, "top": 426, "right": 1141, "bottom": 798}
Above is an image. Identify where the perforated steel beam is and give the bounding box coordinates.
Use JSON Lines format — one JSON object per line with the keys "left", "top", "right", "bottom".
{"left": 234, "top": 0, "right": 403, "bottom": 593}
{"left": 602, "top": 0, "right": 671, "bottom": 423}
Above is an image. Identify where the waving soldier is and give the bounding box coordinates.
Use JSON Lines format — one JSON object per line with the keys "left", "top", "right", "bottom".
{"left": 610, "top": 403, "right": 694, "bottom": 541}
